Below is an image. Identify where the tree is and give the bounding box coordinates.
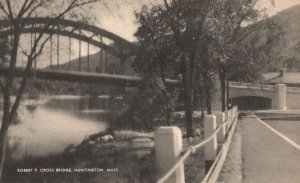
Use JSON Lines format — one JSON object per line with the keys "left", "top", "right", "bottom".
{"left": 205, "top": 0, "right": 285, "bottom": 111}
{"left": 228, "top": 19, "right": 285, "bottom": 80}
{"left": 0, "top": 37, "right": 9, "bottom": 66}
{"left": 113, "top": 75, "right": 178, "bottom": 131}
{"left": 0, "top": 0, "right": 99, "bottom": 180}
{"left": 134, "top": 0, "right": 213, "bottom": 137}
{"left": 134, "top": 0, "right": 285, "bottom": 136}
{"left": 0, "top": 37, "right": 9, "bottom": 95}
{"left": 203, "top": 0, "right": 260, "bottom": 111}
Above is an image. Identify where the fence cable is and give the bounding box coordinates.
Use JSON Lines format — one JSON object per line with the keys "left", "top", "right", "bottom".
{"left": 156, "top": 112, "right": 237, "bottom": 183}
{"left": 201, "top": 113, "right": 238, "bottom": 183}
{"left": 157, "top": 148, "right": 192, "bottom": 183}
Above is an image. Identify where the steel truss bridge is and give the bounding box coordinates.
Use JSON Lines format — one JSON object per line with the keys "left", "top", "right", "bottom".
{"left": 0, "top": 17, "right": 139, "bottom": 76}
{"left": 1, "top": 17, "right": 298, "bottom": 111}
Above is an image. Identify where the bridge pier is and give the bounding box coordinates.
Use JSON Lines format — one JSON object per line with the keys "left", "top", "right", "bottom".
{"left": 273, "top": 84, "right": 287, "bottom": 111}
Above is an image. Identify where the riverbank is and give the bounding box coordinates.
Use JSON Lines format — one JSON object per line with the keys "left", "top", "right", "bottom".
{"left": 3, "top": 127, "right": 208, "bottom": 183}
{"left": 3, "top": 130, "right": 157, "bottom": 183}
{"left": 0, "top": 95, "right": 208, "bottom": 182}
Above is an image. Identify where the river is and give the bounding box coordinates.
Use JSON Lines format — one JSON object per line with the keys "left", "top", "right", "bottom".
{"left": 7, "top": 95, "right": 121, "bottom": 160}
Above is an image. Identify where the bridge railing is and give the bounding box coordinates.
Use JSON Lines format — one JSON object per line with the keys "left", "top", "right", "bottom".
{"left": 229, "top": 82, "right": 275, "bottom": 90}
{"left": 287, "top": 86, "right": 300, "bottom": 93}
{"left": 155, "top": 106, "right": 239, "bottom": 183}
{"left": 231, "top": 82, "right": 300, "bottom": 93}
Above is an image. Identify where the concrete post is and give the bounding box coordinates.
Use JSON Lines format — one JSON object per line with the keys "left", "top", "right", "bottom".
{"left": 204, "top": 115, "right": 217, "bottom": 173}
{"left": 155, "top": 127, "right": 185, "bottom": 183}
{"left": 224, "top": 110, "right": 230, "bottom": 133}
{"left": 228, "top": 109, "right": 232, "bottom": 127}
{"left": 232, "top": 106, "right": 238, "bottom": 123}
{"left": 214, "top": 112, "right": 226, "bottom": 143}
{"left": 273, "top": 84, "right": 287, "bottom": 110}
{"left": 224, "top": 110, "right": 228, "bottom": 120}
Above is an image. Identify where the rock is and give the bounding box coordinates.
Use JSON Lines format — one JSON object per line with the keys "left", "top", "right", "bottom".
{"left": 131, "top": 138, "right": 154, "bottom": 148}
{"left": 101, "top": 135, "right": 114, "bottom": 142}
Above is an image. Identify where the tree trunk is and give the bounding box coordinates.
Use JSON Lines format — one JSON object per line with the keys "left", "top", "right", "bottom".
{"left": 0, "top": 113, "right": 10, "bottom": 181}
{"left": 0, "top": 69, "right": 14, "bottom": 182}
{"left": 204, "top": 77, "right": 212, "bottom": 114}
{"left": 185, "top": 86, "right": 194, "bottom": 137}
{"left": 198, "top": 78, "right": 205, "bottom": 124}
{"left": 0, "top": 25, "right": 21, "bottom": 181}
{"left": 166, "top": 112, "right": 171, "bottom": 126}
{"left": 201, "top": 43, "right": 212, "bottom": 114}
{"left": 180, "top": 53, "right": 195, "bottom": 138}
{"left": 226, "top": 78, "right": 230, "bottom": 109}
{"left": 219, "top": 67, "right": 226, "bottom": 112}
{"left": 201, "top": 103, "right": 204, "bottom": 122}
{"left": 206, "top": 97, "right": 212, "bottom": 114}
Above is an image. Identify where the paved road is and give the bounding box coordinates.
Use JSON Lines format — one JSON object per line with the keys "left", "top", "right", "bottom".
{"left": 241, "top": 115, "right": 300, "bottom": 183}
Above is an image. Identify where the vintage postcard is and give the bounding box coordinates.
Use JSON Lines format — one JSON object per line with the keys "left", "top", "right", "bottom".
{"left": 0, "top": 0, "right": 299, "bottom": 183}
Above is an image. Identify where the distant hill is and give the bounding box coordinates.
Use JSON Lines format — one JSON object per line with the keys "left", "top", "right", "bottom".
{"left": 54, "top": 5, "right": 300, "bottom": 74}
{"left": 56, "top": 50, "right": 137, "bottom": 76}
{"left": 271, "top": 4, "right": 300, "bottom": 71}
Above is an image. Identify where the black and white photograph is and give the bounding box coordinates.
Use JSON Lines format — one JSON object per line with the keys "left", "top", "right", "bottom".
{"left": 0, "top": 0, "right": 300, "bottom": 182}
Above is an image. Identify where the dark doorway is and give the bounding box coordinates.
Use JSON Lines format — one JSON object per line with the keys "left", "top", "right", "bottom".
{"left": 230, "top": 96, "right": 272, "bottom": 110}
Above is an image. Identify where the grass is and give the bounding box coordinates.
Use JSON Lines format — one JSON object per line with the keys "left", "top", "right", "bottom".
{"left": 183, "top": 137, "right": 206, "bottom": 183}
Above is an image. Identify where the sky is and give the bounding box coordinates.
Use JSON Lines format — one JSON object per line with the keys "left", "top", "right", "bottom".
{"left": 17, "top": 0, "right": 300, "bottom": 68}
{"left": 257, "top": 0, "right": 300, "bottom": 16}
{"left": 72, "top": 0, "right": 300, "bottom": 60}
{"left": 93, "top": 0, "right": 300, "bottom": 42}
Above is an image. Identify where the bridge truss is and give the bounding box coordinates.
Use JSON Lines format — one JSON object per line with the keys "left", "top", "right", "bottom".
{"left": 0, "top": 17, "right": 138, "bottom": 75}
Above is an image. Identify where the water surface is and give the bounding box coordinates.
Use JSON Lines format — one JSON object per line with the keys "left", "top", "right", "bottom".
{"left": 7, "top": 96, "right": 120, "bottom": 160}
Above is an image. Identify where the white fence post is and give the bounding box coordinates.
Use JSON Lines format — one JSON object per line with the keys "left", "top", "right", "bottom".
{"left": 214, "top": 112, "right": 226, "bottom": 143}
{"left": 155, "top": 127, "right": 185, "bottom": 183}
{"left": 204, "top": 115, "right": 217, "bottom": 173}
{"left": 225, "top": 110, "right": 229, "bottom": 120}
{"left": 233, "top": 107, "right": 236, "bottom": 117}
{"left": 226, "top": 110, "right": 231, "bottom": 128}
{"left": 229, "top": 109, "right": 233, "bottom": 127}
{"left": 224, "top": 110, "right": 229, "bottom": 135}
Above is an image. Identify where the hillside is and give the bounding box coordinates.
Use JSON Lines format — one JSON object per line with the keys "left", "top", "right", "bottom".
{"left": 54, "top": 4, "right": 300, "bottom": 73}
{"left": 57, "top": 51, "right": 137, "bottom": 76}
{"left": 272, "top": 4, "right": 300, "bottom": 70}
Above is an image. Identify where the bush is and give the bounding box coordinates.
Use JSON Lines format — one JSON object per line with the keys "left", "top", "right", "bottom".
{"left": 111, "top": 75, "right": 179, "bottom": 132}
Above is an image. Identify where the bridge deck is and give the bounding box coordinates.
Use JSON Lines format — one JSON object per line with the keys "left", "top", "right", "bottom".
{"left": 0, "top": 67, "right": 181, "bottom": 87}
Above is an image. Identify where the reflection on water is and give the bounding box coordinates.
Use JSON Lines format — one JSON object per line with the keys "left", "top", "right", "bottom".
{"left": 44, "top": 96, "right": 113, "bottom": 111}
{"left": 7, "top": 96, "right": 120, "bottom": 160}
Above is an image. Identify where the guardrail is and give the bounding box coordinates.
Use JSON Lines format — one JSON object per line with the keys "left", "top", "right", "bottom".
{"left": 287, "top": 86, "right": 300, "bottom": 93}
{"left": 155, "top": 106, "right": 239, "bottom": 183}
{"left": 229, "top": 82, "right": 275, "bottom": 90}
